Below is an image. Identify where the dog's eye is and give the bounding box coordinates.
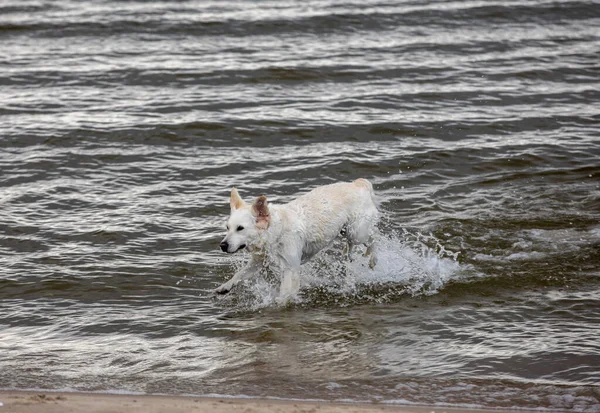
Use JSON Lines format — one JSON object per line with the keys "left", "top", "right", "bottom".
{"left": 237, "top": 226, "right": 244, "bottom": 231}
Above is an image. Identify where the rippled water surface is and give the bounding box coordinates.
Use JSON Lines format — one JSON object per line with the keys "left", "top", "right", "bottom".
{"left": 1, "top": 0, "right": 599, "bottom": 411}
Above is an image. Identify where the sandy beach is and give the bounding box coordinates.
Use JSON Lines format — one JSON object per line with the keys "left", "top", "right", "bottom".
{"left": 0, "top": 391, "right": 517, "bottom": 413}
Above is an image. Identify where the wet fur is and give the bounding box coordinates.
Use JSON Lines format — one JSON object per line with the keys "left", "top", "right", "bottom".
{"left": 216, "top": 179, "right": 379, "bottom": 298}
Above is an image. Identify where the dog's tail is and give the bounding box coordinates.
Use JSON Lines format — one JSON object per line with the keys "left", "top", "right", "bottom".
{"left": 354, "top": 178, "right": 381, "bottom": 209}
{"left": 353, "top": 178, "right": 374, "bottom": 197}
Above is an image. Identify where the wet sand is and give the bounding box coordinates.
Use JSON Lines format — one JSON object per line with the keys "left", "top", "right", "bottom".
{"left": 0, "top": 391, "right": 516, "bottom": 413}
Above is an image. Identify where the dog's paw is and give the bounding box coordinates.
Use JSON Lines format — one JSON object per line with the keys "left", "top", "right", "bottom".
{"left": 214, "top": 283, "right": 232, "bottom": 295}
{"left": 275, "top": 294, "right": 295, "bottom": 306}
{"left": 369, "top": 254, "right": 378, "bottom": 269}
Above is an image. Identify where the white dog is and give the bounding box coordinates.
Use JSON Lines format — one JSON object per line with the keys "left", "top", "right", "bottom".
{"left": 215, "top": 179, "right": 379, "bottom": 298}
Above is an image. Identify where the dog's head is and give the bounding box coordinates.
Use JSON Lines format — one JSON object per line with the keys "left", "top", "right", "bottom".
{"left": 220, "top": 188, "right": 270, "bottom": 254}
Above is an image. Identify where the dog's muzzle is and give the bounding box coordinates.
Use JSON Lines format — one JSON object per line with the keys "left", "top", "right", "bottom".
{"left": 220, "top": 241, "right": 246, "bottom": 253}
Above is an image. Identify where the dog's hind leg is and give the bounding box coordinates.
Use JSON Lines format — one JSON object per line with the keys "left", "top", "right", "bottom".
{"left": 364, "top": 235, "right": 378, "bottom": 269}
{"left": 348, "top": 216, "right": 378, "bottom": 269}
{"left": 340, "top": 225, "right": 354, "bottom": 261}
{"left": 342, "top": 241, "right": 354, "bottom": 261}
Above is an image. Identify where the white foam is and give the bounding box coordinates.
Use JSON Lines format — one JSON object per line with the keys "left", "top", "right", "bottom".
{"left": 506, "top": 251, "right": 547, "bottom": 261}
{"left": 356, "top": 230, "right": 462, "bottom": 295}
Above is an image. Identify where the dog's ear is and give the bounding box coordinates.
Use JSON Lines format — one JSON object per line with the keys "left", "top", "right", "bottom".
{"left": 251, "top": 195, "right": 270, "bottom": 229}
{"left": 230, "top": 188, "right": 246, "bottom": 211}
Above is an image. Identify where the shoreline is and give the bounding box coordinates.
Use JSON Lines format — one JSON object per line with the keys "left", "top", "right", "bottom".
{"left": 0, "top": 390, "right": 524, "bottom": 413}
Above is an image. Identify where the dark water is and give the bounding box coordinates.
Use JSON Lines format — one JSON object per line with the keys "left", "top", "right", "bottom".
{"left": 1, "top": 0, "right": 600, "bottom": 411}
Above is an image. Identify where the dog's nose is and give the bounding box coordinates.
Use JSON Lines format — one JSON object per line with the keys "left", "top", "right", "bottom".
{"left": 220, "top": 241, "right": 229, "bottom": 252}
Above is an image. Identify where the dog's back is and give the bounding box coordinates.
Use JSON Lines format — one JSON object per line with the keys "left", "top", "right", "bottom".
{"left": 286, "top": 179, "right": 378, "bottom": 261}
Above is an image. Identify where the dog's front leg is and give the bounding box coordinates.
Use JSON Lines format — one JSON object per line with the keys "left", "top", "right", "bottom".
{"left": 279, "top": 267, "right": 300, "bottom": 299}
{"left": 215, "top": 258, "right": 260, "bottom": 295}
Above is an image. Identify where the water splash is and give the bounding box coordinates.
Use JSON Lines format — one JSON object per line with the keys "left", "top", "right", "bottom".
{"left": 215, "top": 229, "right": 463, "bottom": 311}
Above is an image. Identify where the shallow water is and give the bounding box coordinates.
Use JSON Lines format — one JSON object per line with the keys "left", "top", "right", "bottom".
{"left": 1, "top": 0, "right": 600, "bottom": 411}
